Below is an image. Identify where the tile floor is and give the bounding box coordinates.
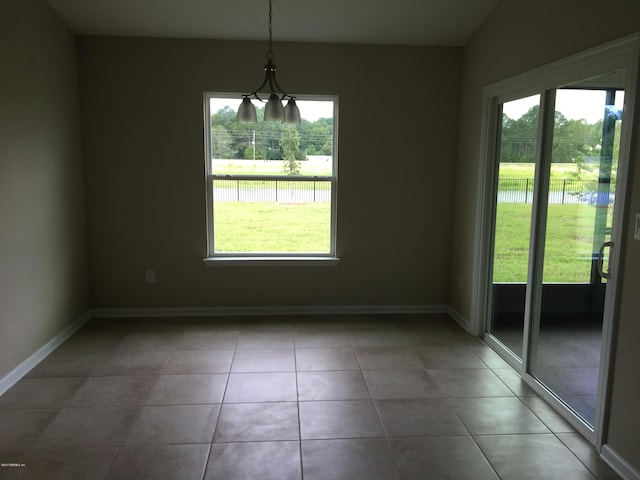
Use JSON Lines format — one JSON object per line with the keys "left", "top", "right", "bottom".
{"left": 0, "top": 313, "right": 621, "bottom": 480}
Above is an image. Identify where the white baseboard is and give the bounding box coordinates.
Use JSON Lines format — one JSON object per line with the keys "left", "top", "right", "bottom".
{"left": 601, "top": 445, "right": 640, "bottom": 480}
{"left": 90, "top": 304, "right": 450, "bottom": 319}
{"left": 447, "top": 306, "right": 472, "bottom": 332}
{"left": 0, "top": 311, "right": 91, "bottom": 397}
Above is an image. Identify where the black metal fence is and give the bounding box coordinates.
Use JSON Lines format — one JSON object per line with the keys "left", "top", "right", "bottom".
{"left": 497, "top": 179, "right": 608, "bottom": 204}
{"left": 213, "top": 178, "right": 332, "bottom": 203}
{"left": 213, "top": 177, "right": 607, "bottom": 205}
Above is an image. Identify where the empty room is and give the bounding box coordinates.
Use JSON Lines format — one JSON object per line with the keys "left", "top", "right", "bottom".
{"left": 1, "top": 0, "right": 640, "bottom": 479}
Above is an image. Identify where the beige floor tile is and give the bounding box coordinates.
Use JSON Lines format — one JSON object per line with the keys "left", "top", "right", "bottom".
{"left": 349, "top": 328, "right": 409, "bottom": 347}
{"left": 0, "top": 409, "right": 59, "bottom": 453}
{"left": 146, "top": 374, "right": 227, "bottom": 405}
{"left": 415, "top": 345, "right": 486, "bottom": 368}
{"left": 363, "top": 369, "right": 442, "bottom": 399}
{"left": 115, "top": 331, "right": 181, "bottom": 352}
{"left": 355, "top": 346, "right": 423, "bottom": 370}
{"left": 476, "top": 434, "right": 598, "bottom": 480}
{"left": 19, "top": 446, "right": 116, "bottom": 480}
{"left": 0, "top": 377, "right": 86, "bottom": 409}
{"left": 25, "top": 350, "right": 108, "bottom": 377}
{"left": 205, "top": 441, "right": 301, "bottom": 480}
{"left": 163, "top": 350, "right": 233, "bottom": 374}
{"left": 213, "top": 402, "right": 299, "bottom": 442}
{"left": 375, "top": 398, "right": 468, "bottom": 436}
{"left": 231, "top": 348, "right": 295, "bottom": 372}
{"left": 302, "top": 438, "right": 399, "bottom": 480}
{"left": 176, "top": 330, "right": 239, "bottom": 350}
{"left": 471, "top": 345, "right": 512, "bottom": 368}
{"left": 294, "top": 330, "right": 351, "bottom": 347}
{"left": 237, "top": 331, "right": 294, "bottom": 349}
{"left": 297, "top": 371, "right": 370, "bottom": 401}
{"left": 520, "top": 396, "right": 577, "bottom": 433}
{"left": 427, "top": 368, "right": 514, "bottom": 397}
{"left": 295, "top": 347, "right": 359, "bottom": 371}
{"left": 36, "top": 407, "right": 139, "bottom": 447}
{"left": 125, "top": 404, "right": 219, "bottom": 445}
{"left": 224, "top": 372, "right": 297, "bottom": 402}
{"left": 68, "top": 375, "right": 157, "bottom": 407}
{"left": 448, "top": 396, "right": 550, "bottom": 434}
{"left": 299, "top": 400, "right": 385, "bottom": 439}
{"left": 56, "top": 330, "right": 124, "bottom": 354}
{"left": 391, "top": 436, "right": 499, "bottom": 479}
{"left": 104, "top": 444, "right": 209, "bottom": 480}
{"left": 492, "top": 368, "right": 538, "bottom": 396}
{"left": 93, "top": 351, "right": 172, "bottom": 376}
{"left": 557, "top": 433, "right": 622, "bottom": 480}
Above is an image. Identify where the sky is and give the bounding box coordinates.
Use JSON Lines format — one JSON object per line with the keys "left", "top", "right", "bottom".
{"left": 503, "top": 90, "right": 625, "bottom": 123}
{"left": 210, "top": 97, "right": 334, "bottom": 122}
{"left": 212, "top": 89, "right": 623, "bottom": 124}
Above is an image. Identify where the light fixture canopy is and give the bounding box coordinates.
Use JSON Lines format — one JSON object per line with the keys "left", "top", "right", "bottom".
{"left": 237, "top": 0, "right": 301, "bottom": 124}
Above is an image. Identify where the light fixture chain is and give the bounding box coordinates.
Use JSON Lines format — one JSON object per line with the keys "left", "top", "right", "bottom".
{"left": 267, "top": 0, "right": 274, "bottom": 59}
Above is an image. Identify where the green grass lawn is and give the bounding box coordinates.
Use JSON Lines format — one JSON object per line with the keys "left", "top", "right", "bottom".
{"left": 212, "top": 161, "right": 610, "bottom": 282}
{"left": 214, "top": 202, "right": 331, "bottom": 253}
{"left": 493, "top": 163, "right": 612, "bottom": 283}
{"left": 214, "top": 200, "right": 606, "bottom": 281}
{"left": 497, "top": 162, "right": 601, "bottom": 181}
{"left": 493, "top": 203, "right": 605, "bottom": 283}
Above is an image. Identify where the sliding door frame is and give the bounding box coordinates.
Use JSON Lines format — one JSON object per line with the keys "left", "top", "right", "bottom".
{"left": 472, "top": 33, "right": 640, "bottom": 448}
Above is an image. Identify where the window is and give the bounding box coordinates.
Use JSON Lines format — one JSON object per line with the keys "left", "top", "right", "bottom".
{"left": 203, "top": 94, "right": 338, "bottom": 265}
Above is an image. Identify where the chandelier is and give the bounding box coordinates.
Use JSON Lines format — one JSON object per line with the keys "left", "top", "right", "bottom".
{"left": 236, "top": 0, "right": 301, "bottom": 124}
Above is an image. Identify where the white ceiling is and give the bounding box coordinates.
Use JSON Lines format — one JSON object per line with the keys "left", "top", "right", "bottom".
{"left": 45, "top": 0, "right": 500, "bottom": 47}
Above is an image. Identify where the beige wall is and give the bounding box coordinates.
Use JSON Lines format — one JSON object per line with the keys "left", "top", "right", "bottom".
{"left": 0, "top": 1, "right": 88, "bottom": 378}
{"left": 77, "top": 37, "right": 462, "bottom": 309}
{"left": 452, "top": 0, "right": 640, "bottom": 470}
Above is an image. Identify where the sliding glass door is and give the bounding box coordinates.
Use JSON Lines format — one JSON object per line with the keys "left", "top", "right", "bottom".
{"left": 479, "top": 35, "right": 638, "bottom": 443}
{"left": 529, "top": 80, "right": 625, "bottom": 427}
{"left": 486, "top": 94, "right": 540, "bottom": 360}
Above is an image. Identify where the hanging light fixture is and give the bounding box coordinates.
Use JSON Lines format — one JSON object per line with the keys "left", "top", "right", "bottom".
{"left": 237, "top": 0, "right": 301, "bottom": 124}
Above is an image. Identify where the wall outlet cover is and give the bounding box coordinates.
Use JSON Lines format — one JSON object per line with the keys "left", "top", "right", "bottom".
{"left": 145, "top": 269, "right": 156, "bottom": 284}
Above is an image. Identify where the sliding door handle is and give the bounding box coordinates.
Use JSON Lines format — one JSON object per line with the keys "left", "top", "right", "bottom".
{"left": 597, "top": 241, "right": 613, "bottom": 280}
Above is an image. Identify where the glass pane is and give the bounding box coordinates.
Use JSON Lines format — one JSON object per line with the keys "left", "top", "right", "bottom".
{"left": 210, "top": 98, "right": 334, "bottom": 176}
{"left": 207, "top": 97, "right": 335, "bottom": 254}
{"left": 213, "top": 178, "right": 332, "bottom": 253}
{"left": 530, "top": 75, "right": 624, "bottom": 427}
{"left": 487, "top": 94, "right": 540, "bottom": 359}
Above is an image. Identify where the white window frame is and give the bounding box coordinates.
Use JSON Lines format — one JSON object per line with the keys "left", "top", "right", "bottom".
{"left": 202, "top": 93, "right": 339, "bottom": 266}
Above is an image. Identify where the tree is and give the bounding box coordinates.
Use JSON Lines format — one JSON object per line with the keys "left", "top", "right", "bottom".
{"left": 500, "top": 106, "right": 539, "bottom": 163}
{"left": 299, "top": 117, "right": 333, "bottom": 155}
{"left": 552, "top": 113, "right": 602, "bottom": 163}
{"left": 209, "top": 103, "right": 335, "bottom": 162}
{"left": 280, "top": 125, "right": 302, "bottom": 175}
{"left": 500, "top": 105, "right": 606, "bottom": 165}
{"left": 210, "top": 125, "right": 233, "bottom": 159}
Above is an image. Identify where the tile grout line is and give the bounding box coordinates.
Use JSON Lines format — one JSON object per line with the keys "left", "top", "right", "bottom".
{"left": 293, "top": 319, "right": 306, "bottom": 480}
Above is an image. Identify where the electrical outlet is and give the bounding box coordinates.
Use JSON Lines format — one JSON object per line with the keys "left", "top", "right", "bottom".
{"left": 635, "top": 214, "right": 640, "bottom": 240}
{"left": 145, "top": 269, "right": 156, "bottom": 284}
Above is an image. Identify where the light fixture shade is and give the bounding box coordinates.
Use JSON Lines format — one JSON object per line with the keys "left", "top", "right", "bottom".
{"left": 284, "top": 99, "right": 301, "bottom": 124}
{"left": 264, "top": 93, "right": 285, "bottom": 122}
{"left": 237, "top": 97, "right": 257, "bottom": 123}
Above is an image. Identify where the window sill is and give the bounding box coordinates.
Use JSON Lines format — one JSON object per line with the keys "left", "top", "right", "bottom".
{"left": 203, "top": 256, "right": 340, "bottom": 267}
